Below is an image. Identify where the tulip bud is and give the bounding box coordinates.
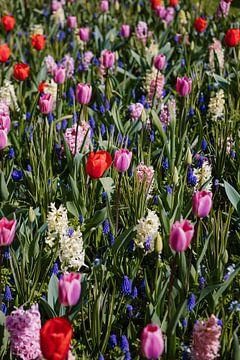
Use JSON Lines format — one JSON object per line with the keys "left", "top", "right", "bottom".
{"left": 79, "top": 27, "right": 90, "bottom": 42}
{"left": 28, "top": 207, "right": 36, "bottom": 223}
{"left": 53, "top": 66, "right": 66, "bottom": 84}
{"left": 141, "top": 324, "right": 164, "bottom": 359}
{"left": 0, "top": 217, "right": 17, "bottom": 246}
{"left": 154, "top": 54, "right": 166, "bottom": 71}
{"left": 115, "top": 0, "right": 120, "bottom": 10}
{"left": 186, "top": 147, "right": 192, "bottom": 165}
{"left": 173, "top": 167, "right": 179, "bottom": 185}
{"left": 102, "top": 50, "right": 115, "bottom": 68}
{"left": 223, "top": 249, "right": 228, "bottom": 264}
{"left": 155, "top": 233, "right": 163, "bottom": 253}
{"left": 114, "top": 149, "right": 132, "bottom": 173}
{"left": 100, "top": 0, "right": 109, "bottom": 12}
{"left": 169, "top": 219, "right": 194, "bottom": 252}
{"left": 76, "top": 83, "right": 92, "bottom": 104}
{"left": 176, "top": 76, "right": 192, "bottom": 97}
{"left": 58, "top": 273, "right": 81, "bottom": 306}
{"left": 38, "top": 94, "right": 54, "bottom": 114}
{"left": 192, "top": 191, "right": 212, "bottom": 218}
{"left": 141, "top": 108, "right": 147, "bottom": 123}
{"left": 67, "top": 16, "right": 77, "bottom": 29}
{"left": 121, "top": 24, "right": 131, "bottom": 39}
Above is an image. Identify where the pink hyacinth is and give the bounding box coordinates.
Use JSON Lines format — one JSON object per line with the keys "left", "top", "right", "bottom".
{"left": 160, "top": 99, "right": 176, "bottom": 128}
{"left": 136, "top": 21, "right": 148, "bottom": 44}
{"left": 215, "top": 0, "right": 231, "bottom": 18}
{"left": 64, "top": 122, "right": 90, "bottom": 154}
{"left": 156, "top": 6, "right": 175, "bottom": 25}
{"left": 6, "top": 304, "right": 42, "bottom": 360}
{"left": 136, "top": 163, "right": 155, "bottom": 191}
{"left": 45, "top": 55, "right": 57, "bottom": 75}
{"left": 130, "top": 103, "right": 144, "bottom": 120}
{"left": 62, "top": 54, "right": 74, "bottom": 78}
{"left": 190, "top": 315, "right": 221, "bottom": 360}
{"left": 149, "top": 73, "right": 165, "bottom": 102}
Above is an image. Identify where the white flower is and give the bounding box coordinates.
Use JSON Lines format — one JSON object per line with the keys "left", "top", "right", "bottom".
{"left": 46, "top": 203, "right": 68, "bottom": 248}
{"left": 44, "top": 79, "right": 58, "bottom": 107}
{"left": 30, "top": 24, "right": 44, "bottom": 36}
{"left": 0, "top": 80, "right": 19, "bottom": 112}
{"left": 52, "top": 7, "right": 65, "bottom": 28}
{"left": 135, "top": 210, "right": 160, "bottom": 252}
{"left": 194, "top": 161, "right": 212, "bottom": 191}
{"left": 208, "top": 89, "right": 225, "bottom": 121}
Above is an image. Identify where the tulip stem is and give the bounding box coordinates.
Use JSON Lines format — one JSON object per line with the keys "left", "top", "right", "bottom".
{"left": 115, "top": 173, "right": 122, "bottom": 235}
{"left": 167, "top": 254, "right": 177, "bottom": 322}
{"left": 74, "top": 105, "right": 83, "bottom": 155}
{"left": 151, "top": 70, "right": 159, "bottom": 110}
{"left": 0, "top": 248, "right": 3, "bottom": 309}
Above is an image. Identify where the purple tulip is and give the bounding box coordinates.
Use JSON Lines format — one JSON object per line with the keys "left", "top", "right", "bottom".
{"left": 67, "top": 16, "right": 77, "bottom": 29}
{"left": 53, "top": 66, "right": 66, "bottom": 84}
{"left": 154, "top": 53, "right": 166, "bottom": 71}
{"left": 102, "top": 50, "right": 115, "bottom": 68}
{"left": 141, "top": 324, "right": 164, "bottom": 359}
{"left": 79, "top": 27, "right": 90, "bottom": 42}
{"left": 0, "top": 218, "right": 17, "bottom": 246}
{"left": 114, "top": 149, "right": 132, "bottom": 172}
{"left": 169, "top": 219, "right": 194, "bottom": 252}
{"left": 192, "top": 191, "right": 213, "bottom": 218}
{"left": 176, "top": 76, "right": 192, "bottom": 96}
{"left": 38, "top": 94, "right": 54, "bottom": 114}
{"left": 58, "top": 273, "right": 81, "bottom": 307}
{"left": 121, "top": 24, "right": 131, "bottom": 38}
{"left": 76, "top": 83, "right": 92, "bottom": 104}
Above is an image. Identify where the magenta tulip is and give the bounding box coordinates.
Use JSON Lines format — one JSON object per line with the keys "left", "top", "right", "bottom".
{"left": 121, "top": 24, "right": 131, "bottom": 38}
{"left": 154, "top": 54, "right": 166, "bottom": 71}
{"left": 169, "top": 219, "right": 194, "bottom": 252}
{"left": 0, "top": 130, "right": 8, "bottom": 150}
{"left": 0, "top": 113, "right": 11, "bottom": 133}
{"left": 176, "top": 76, "right": 192, "bottom": 96}
{"left": 102, "top": 50, "right": 115, "bottom": 68}
{"left": 114, "top": 149, "right": 132, "bottom": 172}
{"left": 79, "top": 27, "right": 90, "bottom": 42}
{"left": 53, "top": 66, "right": 66, "bottom": 84}
{"left": 100, "top": 0, "right": 109, "bottom": 12}
{"left": 192, "top": 191, "right": 213, "bottom": 218}
{"left": 141, "top": 324, "right": 164, "bottom": 359}
{"left": 67, "top": 16, "right": 77, "bottom": 29}
{"left": 76, "top": 83, "right": 92, "bottom": 104}
{"left": 0, "top": 217, "right": 17, "bottom": 246}
{"left": 58, "top": 273, "right": 81, "bottom": 307}
{"left": 38, "top": 94, "right": 54, "bottom": 114}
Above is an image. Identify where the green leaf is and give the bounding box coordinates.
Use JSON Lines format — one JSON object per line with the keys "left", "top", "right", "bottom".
{"left": 167, "top": 299, "right": 187, "bottom": 336}
{"left": 224, "top": 181, "right": 240, "bottom": 215}
{"left": 0, "top": 171, "right": 9, "bottom": 201}
{"left": 66, "top": 201, "right": 79, "bottom": 218}
{"left": 99, "top": 177, "right": 115, "bottom": 200}
{"left": 233, "top": 332, "right": 240, "bottom": 360}
{"left": 213, "top": 263, "right": 240, "bottom": 304}
{"left": 47, "top": 275, "right": 59, "bottom": 309}
{"left": 84, "top": 207, "right": 107, "bottom": 233}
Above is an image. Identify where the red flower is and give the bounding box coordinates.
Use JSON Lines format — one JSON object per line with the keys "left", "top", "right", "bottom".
{"left": 14, "top": 63, "right": 30, "bottom": 81}
{"left": 0, "top": 44, "right": 11, "bottom": 63}
{"left": 86, "top": 150, "right": 112, "bottom": 178}
{"left": 38, "top": 82, "right": 48, "bottom": 93}
{"left": 31, "top": 34, "right": 46, "bottom": 51}
{"left": 194, "top": 17, "right": 207, "bottom": 33}
{"left": 225, "top": 28, "right": 240, "bottom": 47}
{"left": 40, "top": 317, "right": 72, "bottom": 360}
{"left": 169, "top": 0, "right": 179, "bottom": 6}
{"left": 1, "top": 15, "right": 15, "bottom": 31}
{"left": 150, "top": 0, "right": 161, "bottom": 10}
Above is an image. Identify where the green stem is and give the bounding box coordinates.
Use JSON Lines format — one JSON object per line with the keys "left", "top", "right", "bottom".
{"left": 74, "top": 105, "right": 83, "bottom": 155}
{"left": 115, "top": 173, "right": 123, "bottom": 235}
{"left": 0, "top": 248, "right": 3, "bottom": 310}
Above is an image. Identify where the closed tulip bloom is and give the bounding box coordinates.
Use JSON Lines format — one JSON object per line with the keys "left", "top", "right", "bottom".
{"left": 141, "top": 324, "right": 164, "bottom": 359}
{"left": 0, "top": 130, "right": 8, "bottom": 150}
{"left": 31, "top": 34, "right": 46, "bottom": 51}
{"left": 100, "top": 0, "right": 109, "bottom": 12}
{"left": 102, "top": 50, "right": 115, "bottom": 68}
{"left": 154, "top": 53, "right": 166, "bottom": 71}
{"left": 40, "top": 317, "right": 72, "bottom": 360}
{"left": 0, "top": 44, "right": 11, "bottom": 63}
{"left": 53, "top": 66, "right": 66, "bottom": 84}
{"left": 114, "top": 149, "right": 132, "bottom": 172}
{"left": 192, "top": 191, "right": 212, "bottom": 218}
{"left": 150, "top": 0, "right": 162, "bottom": 10}
{"left": 76, "top": 83, "right": 92, "bottom": 104}
{"left": 59, "top": 273, "right": 81, "bottom": 306}
{"left": 1, "top": 15, "right": 15, "bottom": 31}
{"left": 0, "top": 218, "right": 17, "bottom": 246}
{"left": 121, "top": 24, "right": 131, "bottom": 38}
{"left": 0, "top": 114, "right": 11, "bottom": 133}
{"left": 39, "top": 94, "right": 54, "bottom": 114}
{"left": 79, "top": 27, "right": 90, "bottom": 42}
{"left": 67, "top": 16, "right": 77, "bottom": 29}
{"left": 194, "top": 17, "right": 207, "bottom": 33}
{"left": 169, "top": 219, "right": 194, "bottom": 252}
{"left": 86, "top": 150, "right": 112, "bottom": 178}
{"left": 176, "top": 76, "right": 192, "bottom": 96}
{"left": 14, "top": 63, "right": 30, "bottom": 81}
{"left": 169, "top": 0, "right": 179, "bottom": 6}
{"left": 225, "top": 28, "right": 240, "bottom": 47}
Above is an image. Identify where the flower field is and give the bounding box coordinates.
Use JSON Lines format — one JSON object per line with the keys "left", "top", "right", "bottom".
{"left": 0, "top": 0, "right": 240, "bottom": 359}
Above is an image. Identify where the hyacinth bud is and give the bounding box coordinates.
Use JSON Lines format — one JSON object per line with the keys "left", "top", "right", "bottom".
{"left": 186, "top": 147, "right": 192, "bottom": 165}
{"left": 155, "top": 233, "right": 163, "bottom": 253}
{"left": 190, "top": 41, "right": 195, "bottom": 51}
{"left": 141, "top": 108, "right": 147, "bottom": 123}
{"left": 223, "top": 249, "right": 228, "bottom": 264}
{"left": 115, "top": 0, "right": 120, "bottom": 10}
{"left": 28, "top": 207, "right": 36, "bottom": 223}
{"left": 173, "top": 166, "right": 179, "bottom": 185}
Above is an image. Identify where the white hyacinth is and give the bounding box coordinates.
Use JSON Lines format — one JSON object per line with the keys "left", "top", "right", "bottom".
{"left": 194, "top": 160, "right": 212, "bottom": 191}
{"left": 46, "top": 203, "right": 68, "bottom": 248}
{"left": 134, "top": 210, "right": 160, "bottom": 252}
{"left": 0, "top": 80, "right": 19, "bottom": 112}
{"left": 208, "top": 89, "right": 225, "bottom": 121}
{"left": 30, "top": 24, "right": 44, "bottom": 36}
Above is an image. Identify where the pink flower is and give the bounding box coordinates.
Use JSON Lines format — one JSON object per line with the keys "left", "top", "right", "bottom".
{"left": 190, "top": 315, "right": 221, "bottom": 360}
{"left": 154, "top": 54, "right": 166, "bottom": 71}
{"left": 169, "top": 219, "right": 194, "bottom": 252}
{"left": 176, "top": 76, "right": 192, "bottom": 96}
{"left": 102, "top": 50, "right": 115, "bottom": 68}
{"left": 0, "top": 113, "right": 10, "bottom": 133}
{"left": 0, "top": 130, "right": 8, "bottom": 150}
{"left": 53, "top": 66, "right": 66, "bottom": 84}
{"left": 38, "top": 93, "right": 54, "bottom": 114}
{"left": 76, "top": 83, "right": 92, "bottom": 104}
{"left": 64, "top": 122, "right": 90, "bottom": 154}
{"left": 100, "top": 0, "right": 109, "bottom": 12}
{"left": 52, "top": 0, "right": 62, "bottom": 11}
{"left": 83, "top": 51, "right": 94, "bottom": 65}
{"left": 62, "top": 54, "right": 74, "bottom": 78}
{"left": 6, "top": 304, "right": 42, "bottom": 359}
{"left": 0, "top": 217, "right": 17, "bottom": 246}
{"left": 192, "top": 191, "right": 213, "bottom": 218}
{"left": 44, "top": 55, "right": 57, "bottom": 75}
{"left": 160, "top": 99, "right": 176, "bottom": 128}
{"left": 79, "top": 27, "right": 90, "bottom": 42}
{"left": 141, "top": 324, "right": 164, "bottom": 359}
{"left": 148, "top": 73, "right": 165, "bottom": 102}
{"left": 58, "top": 273, "right": 81, "bottom": 306}
{"left": 136, "top": 163, "right": 155, "bottom": 192}
{"left": 114, "top": 149, "right": 132, "bottom": 172}
{"left": 136, "top": 21, "right": 148, "bottom": 44}
{"left": 67, "top": 16, "right": 77, "bottom": 29}
{"left": 121, "top": 24, "right": 131, "bottom": 38}
{"left": 130, "top": 103, "right": 144, "bottom": 120}
{"left": 215, "top": 0, "right": 231, "bottom": 18}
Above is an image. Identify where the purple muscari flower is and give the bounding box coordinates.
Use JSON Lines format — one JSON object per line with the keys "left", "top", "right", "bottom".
{"left": 8, "top": 148, "right": 15, "bottom": 159}
{"left": 128, "top": 168, "right": 133, "bottom": 177}
{"left": 103, "top": 219, "right": 110, "bottom": 235}
{"left": 128, "top": 240, "right": 134, "bottom": 253}
{"left": 165, "top": 185, "right": 173, "bottom": 194}
{"left": 189, "top": 108, "right": 195, "bottom": 117}
{"left": 12, "top": 169, "right": 23, "bottom": 181}
{"left": 4, "top": 285, "right": 13, "bottom": 301}
{"left": 182, "top": 319, "right": 188, "bottom": 327}
{"left": 26, "top": 112, "right": 31, "bottom": 120}
{"left": 100, "top": 123, "right": 106, "bottom": 136}
{"left": 4, "top": 247, "right": 10, "bottom": 259}
{"left": 50, "top": 262, "right": 59, "bottom": 276}
{"left": 79, "top": 214, "right": 83, "bottom": 224}
{"left": 201, "top": 139, "right": 207, "bottom": 152}
{"left": 162, "top": 156, "right": 169, "bottom": 170}
{"left": 230, "top": 150, "right": 235, "bottom": 159}
{"left": 199, "top": 93, "right": 204, "bottom": 104}
{"left": 200, "top": 104, "right": 206, "bottom": 112}
{"left": 27, "top": 164, "right": 32, "bottom": 172}
{"left": 199, "top": 276, "right": 205, "bottom": 290}
{"left": 131, "top": 89, "right": 136, "bottom": 99}
{"left": 62, "top": 119, "right": 68, "bottom": 130}
{"left": 181, "top": 58, "right": 185, "bottom": 67}
{"left": 109, "top": 232, "right": 115, "bottom": 246}
{"left": 120, "top": 335, "right": 129, "bottom": 353}
{"left": 195, "top": 154, "right": 205, "bottom": 168}
{"left": 187, "top": 166, "right": 197, "bottom": 187}
{"left": 187, "top": 293, "right": 196, "bottom": 312}
{"left": 102, "top": 191, "right": 107, "bottom": 202}
{"left": 214, "top": 179, "right": 219, "bottom": 188}
{"left": 139, "top": 95, "right": 146, "bottom": 105}
{"left": 126, "top": 304, "right": 133, "bottom": 317}
{"left": 1, "top": 303, "right": 7, "bottom": 315}
{"left": 109, "top": 334, "right": 117, "bottom": 348}
{"left": 118, "top": 134, "right": 123, "bottom": 143}
{"left": 154, "top": 195, "right": 159, "bottom": 205}
{"left": 89, "top": 116, "right": 96, "bottom": 130}
{"left": 93, "top": 57, "right": 100, "bottom": 66}
{"left": 109, "top": 124, "right": 115, "bottom": 134}
{"left": 125, "top": 352, "right": 131, "bottom": 360}
{"left": 150, "top": 130, "right": 155, "bottom": 142}
{"left": 56, "top": 123, "right": 61, "bottom": 132}
{"left": 48, "top": 113, "right": 54, "bottom": 124}
{"left": 131, "top": 286, "right": 138, "bottom": 299}
{"left": 121, "top": 276, "right": 132, "bottom": 296}
{"left": 105, "top": 99, "right": 110, "bottom": 110}
{"left": 99, "top": 105, "right": 105, "bottom": 114}
{"left": 98, "top": 355, "right": 104, "bottom": 360}
{"left": 118, "top": 59, "right": 124, "bottom": 68}
{"left": 144, "top": 236, "right": 151, "bottom": 252}
{"left": 217, "top": 319, "right": 223, "bottom": 327}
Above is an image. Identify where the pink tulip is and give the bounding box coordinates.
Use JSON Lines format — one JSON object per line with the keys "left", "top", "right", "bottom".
{"left": 53, "top": 66, "right": 66, "bottom": 84}
{"left": 141, "top": 324, "right": 164, "bottom": 359}
{"left": 176, "top": 76, "right": 192, "bottom": 96}
{"left": 169, "top": 219, "right": 194, "bottom": 252}
{"left": 114, "top": 149, "right": 132, "bottom": 172}
{"left": 0, "top": 130, "right": 8, "bottom": 150}
{"left": 154, "top": 54, "right": 166, "bottom": 71}
{"left": 52, "top": 0, "right": 62, "bottom": 11}
{"left": 58, "top": 273, "right": 81, "bottom": 306}
{"left": 102, "top": 50, "right": 115, "bottom": 68}
{"left": 192, "top": 191, "right": 213, "bottom": 218}
{"left": 38, "top": 94, "right": 54, "bottom": 114}
{"left": 0, "top": 217, "right": 17, "bottom": 246}
{"left": 76, "top": 83, "right": 92, "bottom": 104}
{"left": 121, "top": 24, "right": 131, "bottom": 38}
{"left": 67, "top": 16, "right": 77, "bottom": 29}
{"left": 100, "top": 0, "right": 109, "bottom": 12}
{"left": 79, "top": 27, "right": 90, "bottom": 42}
{"left": 0, "top": 113, "right": 10, "bottom": 133}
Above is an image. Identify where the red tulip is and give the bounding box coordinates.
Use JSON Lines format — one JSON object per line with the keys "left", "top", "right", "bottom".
{"left": 1, "top": 15, "right": 15, "bottom": 31}
{"left": 40, "top": 317, "right": 72, "bottom": 360}
{"left": 31, "top": 34, "right": 46, "bottom": 51}
{"left": 14, "top": 63, "right": 30, "bottom": 81}
{"left": 150, "top": 0, "right": 161, "bottom": 10}
{"left": 86, "top": 150, "right": 112, "bottom": 178}
{"left": 225, "top": 28, "right": 240, "bottom": 47}
{"left": 0, "top": 44, "right": 11, "bottom": 63}
{"left": 169, "top": 0, "right": 179, "bottom": 6}
{"left": 194, "top": 17, "right": 207, "bottom": 33}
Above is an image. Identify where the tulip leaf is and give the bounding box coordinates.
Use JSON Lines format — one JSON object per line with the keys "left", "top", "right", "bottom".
{"left": 0, "top": 171, "right": 9, "bottom": 201}
{"left": 47, "top": 275, "right": 59, "bottom": 310}
{"left": 233, "top": 332, "right": 240, "bottom": 360}
{"left": 99, "top": 177, "right": 115, "bottom": 200}
{"left": 224, "top": 181, "right": 240, "bottom": 216}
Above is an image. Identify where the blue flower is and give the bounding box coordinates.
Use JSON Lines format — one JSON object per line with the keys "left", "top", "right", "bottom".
{"left": 126, "top": 304, "right": 133, "bottom": 318}
{"left": 125, "top": 352, "right": 131, "bottom": 360}
{"left": 199, "top": 276, "right": 205, "bottom": 290}
{"left": 150, "top": 130, "right": 155, "bottom": 142}
{"left": 131, "top": 286, "right": 138, "bottom": 299}
{"left": 12, "top": 169, "right": 23, "bottom": 181}
{"left": 201, "top": 139, "right": 207, "bottom": 152}
{"left": 109, "top": 232, "right": 115, "bottom": 246}
{"left": 162, "top": 156, "right": 169, "bottom": 170}
{"left": 100, "top": 123, "right": 106, "bottom": 136}
{"left": 181, "top": 319, "right": 188, "bottom": 327}
{"left": 187, "top": 293, "right": 196, "bottom": 312}
{"left": 48, "top": 113, "right": 54, "bottom": 124}
{"left": 1, "top": 303, "right": 7, "bottom": 315}
{"left": 79, "top": 214, "right": 83, "bottom": 224}
{"left": 188, "top": 108, "right": 194, "bottom": 117}
{"left": 3, "top": 247, "right": 10, "bottom": 259}
{"left": 98, "top": 355, "right": 104, "bottom": 360}
{"left": 4, "top": 285, "right": 13, "bottom": 301}
{"left": 103, "top": 219, "right": 110, "bottom": 235}
{"left": 144, "top": 236, "right": 151, "bottom": 252}
{"left": 187, "top": 166, "right": 197, "bottom": 187}
{"left": 121, "top": 276, "right": 132, "bottom": 296}
{"left": 109, "top": 334, "right": 117, "bottom": 348}
{"left": 50, "top": 262, "right": 59, "bottom": 276}
{"left": 89, "top": 116, "right": 96, "bottom": 129}
{"left": 120, "top": 335, "right": 129, "bottom": 353}
{"left": 8, "top": 148, "right": 15, "bottom": 159}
